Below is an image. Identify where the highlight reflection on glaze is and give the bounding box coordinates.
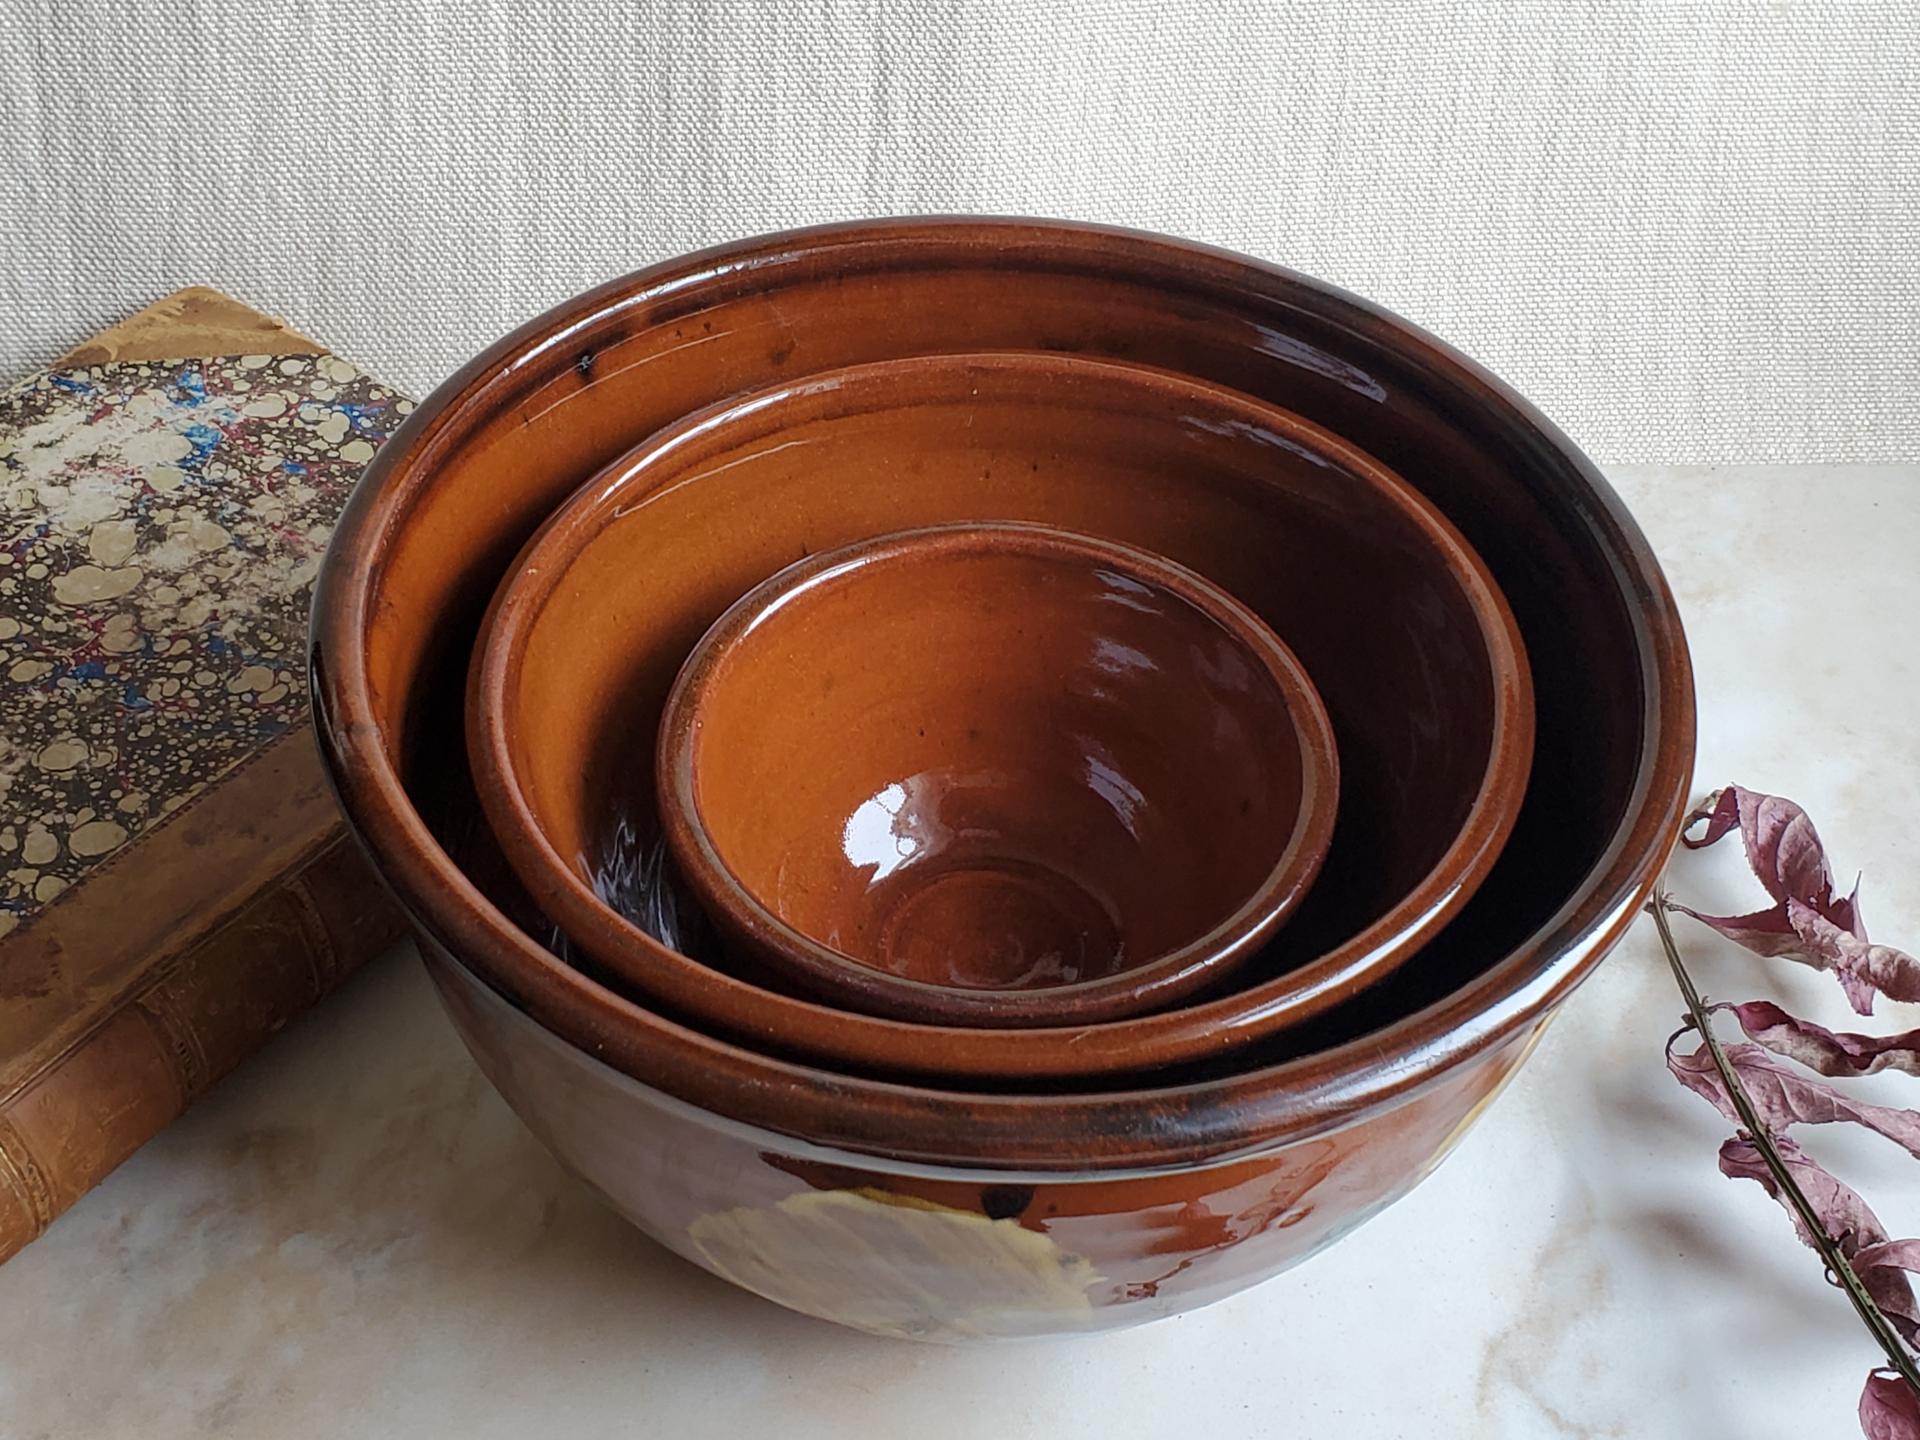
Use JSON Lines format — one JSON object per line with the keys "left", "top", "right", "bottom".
{"left": 832, "top": 768, "right": 1129, "bottom": 989}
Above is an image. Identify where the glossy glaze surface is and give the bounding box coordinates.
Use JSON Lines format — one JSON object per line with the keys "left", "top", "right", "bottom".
{"left": 312, "top": 219, "right": 1693, "bottom": 1172}
{"left": 466, "top": 353, "right": 1527, "bottom": 1067}
{"left": 647, "top": 523, "right": 1339, "bottom": 1024}
{"left": 426, "top": 939, "right": 1548, "bottom": 1339}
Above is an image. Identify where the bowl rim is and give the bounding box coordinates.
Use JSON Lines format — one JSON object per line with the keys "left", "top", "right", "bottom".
{"left": 311, "top": 216, "right": 1695, "bottom": 1172}
{"left": 510, "top": 512, "right": 1344, "bottom": 1026}
{"left": 465, "top": 347, "right": 1526, "bottom": 1054}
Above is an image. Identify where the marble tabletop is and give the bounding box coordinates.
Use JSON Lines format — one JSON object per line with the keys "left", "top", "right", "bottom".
{"left": 3, "top": 464, "right": 1915, "bottom": 1439}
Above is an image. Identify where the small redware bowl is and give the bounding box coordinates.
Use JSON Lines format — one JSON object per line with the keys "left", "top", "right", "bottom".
{"left": 466, "top": 350, "right": 1530, "bottom": 1075}
{"left": 648, "top": 521, "right": 1340, "bottom": 1027}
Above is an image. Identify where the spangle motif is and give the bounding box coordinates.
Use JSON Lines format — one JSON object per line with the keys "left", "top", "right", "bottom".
{"left": 686, "top": 1185, "right": 1104, "bottom": 1341}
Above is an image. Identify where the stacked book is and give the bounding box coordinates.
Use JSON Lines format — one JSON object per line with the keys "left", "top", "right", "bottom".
{"left": 0, "top": 290, "right": 407, "bottom": 1261}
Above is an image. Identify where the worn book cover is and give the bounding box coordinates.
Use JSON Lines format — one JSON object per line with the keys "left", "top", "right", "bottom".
{"left": 0, "top": 290, "right": 410, "bottom": 1261}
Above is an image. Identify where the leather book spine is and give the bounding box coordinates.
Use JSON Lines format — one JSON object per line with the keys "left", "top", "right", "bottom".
{"left": 0, "top": 838, "right": 404, "bottom": 1262}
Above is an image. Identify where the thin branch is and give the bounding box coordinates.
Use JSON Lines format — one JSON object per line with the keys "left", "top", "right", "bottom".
{"left": 1651, "top": 891, "right": 1920, "bottom": 1394}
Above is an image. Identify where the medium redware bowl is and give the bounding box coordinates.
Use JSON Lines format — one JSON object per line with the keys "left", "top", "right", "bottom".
{"left": 467, "top": 352, "right": 1524, "bottom": 1061}
{"left": 311, "top": 219, "right": 1693, "bottom": 1340}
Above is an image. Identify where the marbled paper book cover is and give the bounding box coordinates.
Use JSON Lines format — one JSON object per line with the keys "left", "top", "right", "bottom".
{"left": 0, "top": 292, "right": 409, "bottom": 1263}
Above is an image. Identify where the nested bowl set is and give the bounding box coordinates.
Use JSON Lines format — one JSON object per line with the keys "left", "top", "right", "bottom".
{"left": 311, "top": 220, "right": 1695, "bottom": 1342}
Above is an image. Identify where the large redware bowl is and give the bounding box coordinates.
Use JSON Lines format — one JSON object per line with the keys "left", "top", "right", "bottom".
{"left": 311, "top": 219, "right": 1693, "bottom": 1340}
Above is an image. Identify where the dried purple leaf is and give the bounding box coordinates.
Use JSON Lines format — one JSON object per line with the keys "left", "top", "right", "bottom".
{"left": 1677, "top": 785, "right": 1920, "bottom": 1014}
{"left": 1716, "top": 1135, "right": 1890, "bottom": 1250}
{"left": 1790, "top": 899, "right": 1920, "bottom": 1015}
{"left": 1855, "top": 1243, "right": 1920, "bottom": 1353}
{"left": 1717, "top": 1137, "right": 1920, "bottom": 1346}
{"left": 1862, "top": 1370, "right": 1920, "bottom": 1440}
{"left": 1681, "top": 785, "right": 1831, "bottom": 899}
{"left": 1670, "top": 899, "right": 1803, "bottom": 956}
{"left": 1728, "top": 1001, "right": 1920, "bottom": 1080}
{"left": 1855, "top": 1241, "right": 1920, "bottom": 1273}
{"left": 1671, "top": 1040, "right": 1920, "bottom": 1160}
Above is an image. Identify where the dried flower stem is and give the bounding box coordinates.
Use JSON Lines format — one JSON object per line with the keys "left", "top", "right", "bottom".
{"left": 1651, "top": 891, "right": 1920, "bottom": 1394}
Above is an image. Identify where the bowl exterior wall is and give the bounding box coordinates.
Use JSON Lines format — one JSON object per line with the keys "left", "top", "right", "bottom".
{"left": 426, "top": 941, "right": 1546, "bottom": 1341}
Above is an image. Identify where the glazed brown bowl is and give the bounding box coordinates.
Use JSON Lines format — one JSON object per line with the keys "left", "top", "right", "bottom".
{"left": 518, "top": 517, "right": 1341, "bottom": 1026}
{"left": 312, "top": 220, "right": 1694, "bottom": 1339}
{"left": 466, "top": 353, "right": 1529, "bottom": 1069}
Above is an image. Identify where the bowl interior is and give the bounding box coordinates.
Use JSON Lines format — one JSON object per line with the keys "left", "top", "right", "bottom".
{"left": 491, "top": 352, "right": 1511, "bottom": 1029}
{"left": 666, "top": 522, "right": 1327, "bottom": 994}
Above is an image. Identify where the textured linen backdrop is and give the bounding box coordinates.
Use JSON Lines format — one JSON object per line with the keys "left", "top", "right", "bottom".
{"left": 2, "top": 0, "right": 1915, "bottom": 463}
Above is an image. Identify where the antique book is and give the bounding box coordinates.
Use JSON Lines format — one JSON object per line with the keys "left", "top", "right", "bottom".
{"left": 0, "top": 289, "right": 410, "bottom": 1262}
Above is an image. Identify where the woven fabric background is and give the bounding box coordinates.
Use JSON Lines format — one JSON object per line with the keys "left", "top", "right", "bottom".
{"left": 3, "top": 0, "right": 1914, "bottom": 463}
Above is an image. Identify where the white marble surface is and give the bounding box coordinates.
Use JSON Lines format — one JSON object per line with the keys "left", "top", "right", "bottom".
{"left": 3, "top": 464, "right": 1916, "bottom": 1438}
